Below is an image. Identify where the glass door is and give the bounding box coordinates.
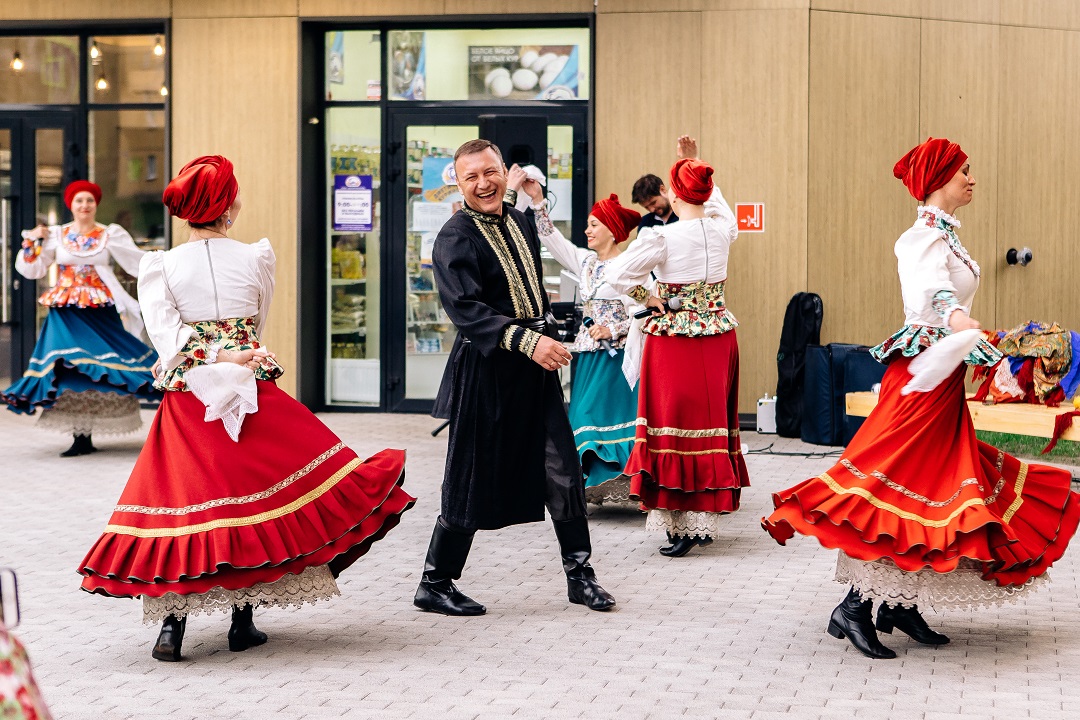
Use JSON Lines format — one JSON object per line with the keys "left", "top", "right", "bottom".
{"left": 386, "top": 107, "right": 588, "bottom": 412}
{"left": 0, "top": 112, "right": 78, "bottom": 386}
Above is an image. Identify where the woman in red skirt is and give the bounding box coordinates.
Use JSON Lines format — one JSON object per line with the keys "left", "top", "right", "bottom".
{"left": 763, "top": 138, "right": 1080, "bottom": 658}
{"left": 78, "top": 156, "right": 415, "bottom": 661}
{"left": 602, "top": 136, "right": 749, "bottom": 557}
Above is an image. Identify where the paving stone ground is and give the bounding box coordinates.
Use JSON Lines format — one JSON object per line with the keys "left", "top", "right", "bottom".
{"left": 2, "top": 409, "right": 1078, "bottom": 719}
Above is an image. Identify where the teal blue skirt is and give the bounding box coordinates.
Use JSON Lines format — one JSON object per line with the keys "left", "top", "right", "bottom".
{"left": 568, "top": 349, "right": 639, "bottom": 501}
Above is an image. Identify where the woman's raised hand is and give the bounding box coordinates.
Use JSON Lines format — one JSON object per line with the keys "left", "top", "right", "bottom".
{"left": 676, "top": 135, "right": 698, "bottom": 160}
{"left": 521, "top": 178, "right": 544, "bottom": 204}
{"left": 506, "top": 163, "right": 527, "bottom": 192}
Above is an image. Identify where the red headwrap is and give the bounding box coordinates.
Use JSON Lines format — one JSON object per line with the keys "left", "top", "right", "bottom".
{"left": 63, "top": 180, "right": 102, "bottom": 209}
{"left": 589, "top": 194, "right": 642, "bottom": 243}
{"left": 163, "top": 155, "right": 239, "bottom": 224}
{"left": 669, "top": 158, "right": 714, "bottom": 205}
{"left": 893, "top": 137, "right": 967, "bottom": 201}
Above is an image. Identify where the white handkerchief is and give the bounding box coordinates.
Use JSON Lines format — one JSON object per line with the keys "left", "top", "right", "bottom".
{"left": 183, "top": 363, "right": 260, "bottom": 442}
{"left": 901, "top": 328, "right": 984, "bottom": 395}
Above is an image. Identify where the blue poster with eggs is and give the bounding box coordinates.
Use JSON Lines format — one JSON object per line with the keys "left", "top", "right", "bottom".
{"left": 468, "top": 45, "right": 579, "bottom": 101}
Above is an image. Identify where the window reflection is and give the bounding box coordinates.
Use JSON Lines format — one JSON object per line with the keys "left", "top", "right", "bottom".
{"left": 88, "top": 35, "right": 166, "bottom": 105}
{"left": 0, "top": 37, "right": 79, "bottom": 104}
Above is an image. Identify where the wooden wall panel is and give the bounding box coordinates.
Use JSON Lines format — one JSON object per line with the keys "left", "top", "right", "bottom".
{"left": 173, "top": 1, "right": 299, "bottom": 18}
{"left": 1000, "top": 1, "right": 1080, "bottom": 31}
{"left": 299, "top": 0, "right": 443, "bottom": 16}
{"left": 810, "top": 1, "right": 1000, "bottom": 24}
{"left": 599, "top": 0, "right": 807, "bottom": 10}
{"left": 806, "top": 11, "right": 920, "bottom": 347}
{"left": 701, "top": 8, "right": 809, "bottom": 408}
{"left": 594, "top": 11, "right": 702, "bottom": 219}
{"left": 171, "top": 17, "right": 300, "bottom": 395}
{"left": 996, "top": 25, "right": 1080, "bottom": 333}
{"left": 919, "top": 19, "right": 1000, "bottom": 328}
{"left": 0, "top": 0, "right": 168, "bottom": 20}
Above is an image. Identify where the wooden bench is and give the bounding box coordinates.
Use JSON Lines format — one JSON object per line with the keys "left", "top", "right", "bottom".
{"left": 845, "top": 391, "right": 1080, "bottom": 442}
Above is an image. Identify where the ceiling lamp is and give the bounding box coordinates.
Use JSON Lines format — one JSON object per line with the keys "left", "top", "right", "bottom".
{"left": 159, "top": 83, "right": 168, "bottom": 97}
{"left": 153, "top": 35, "right": 165, "bottom": 57}
{"left": 10, "top": 52, "right": 23, "bottom": 71}
{"left": 95, "top": 74, "right": 108, "bottom": 91}
{"left": 90, "top": 41, "right": 101, "bottom": 62}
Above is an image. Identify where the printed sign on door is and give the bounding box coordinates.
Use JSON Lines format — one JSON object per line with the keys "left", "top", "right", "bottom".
{"left": 736, "top": 203, "right": 765, "bottom": 233}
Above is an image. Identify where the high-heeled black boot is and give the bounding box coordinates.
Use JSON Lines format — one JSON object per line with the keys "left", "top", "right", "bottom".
{"left": 228, "top": 604, "right": 268, "bottom": 652}
{"left": 659, "top": 533, "right": 713, "bottom": 557}
{"left": 552, "top": 517, "right": 616, "bottom": 611}
{"left": 414, "top": 516, "right": 486, "bottom": 616}
{"left": 151, "top": 614, "right": 187, "bottom": 662}
{"left": 60, "top": 433, "right": 97, "bottom": 457}
{"left": 826, "top": 587, "right": 897, "bottom": 659}
{"left": 876, "top": 602, "right": 950, "bottom": 645}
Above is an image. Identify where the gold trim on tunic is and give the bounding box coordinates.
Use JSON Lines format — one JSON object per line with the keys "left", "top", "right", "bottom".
{"left": 113, "top": 443, "right": 347, "bottom": 515}
{"left": 104, "top": 458, "right": 362, "bottom": 537}
{"left": 470, "top": 215, "right": 535, "bottom": 319}
{"left": 634, "top": 440, "right": 736, "bottom": 456}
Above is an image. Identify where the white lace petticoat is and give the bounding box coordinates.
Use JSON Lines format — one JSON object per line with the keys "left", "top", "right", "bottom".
{"left": 835, "top": 552, "right": 1047, "bottom": 611}
{"left": 36, "top": 389, "right": 141, "bottom": 436}
{"left": 645, "top": 509, "right": 722, "bottom": 539}
{"left": 584, "top": 476, "right": 633, "bottom": 505}
{"left": 142, "top": 564, "right": 340, "bottom": 624}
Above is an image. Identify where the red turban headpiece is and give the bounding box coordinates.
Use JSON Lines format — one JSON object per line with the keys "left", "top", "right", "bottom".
{"left": 63, "top": 180, "right": 102, "bottom": 209}
{"left": 669, "top": 158, "right": 714, "bottom": 205}
{"left": 163, "top": 155, "right": 239, "bottom": 224}
{"left": 589, "top": 194, "right": 642, "bottom": 243}
{"left": 893, "top": 137, "right": 967, "bottom": 201}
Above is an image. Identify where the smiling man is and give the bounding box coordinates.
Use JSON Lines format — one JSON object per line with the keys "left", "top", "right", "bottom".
{"left": 414, "top": 139, "right": 615, "bottom": 617}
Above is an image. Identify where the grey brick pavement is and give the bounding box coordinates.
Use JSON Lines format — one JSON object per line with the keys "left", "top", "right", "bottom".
{"left": 1, "top": 409, "right": 1078, "bottom": 719}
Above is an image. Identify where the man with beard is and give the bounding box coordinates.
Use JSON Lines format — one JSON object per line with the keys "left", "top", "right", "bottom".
{"left": 632, "top": 173, "right": 680, "bottom": 232}
{"left": 414, "top": 139, "right": 616, "bottom": 616}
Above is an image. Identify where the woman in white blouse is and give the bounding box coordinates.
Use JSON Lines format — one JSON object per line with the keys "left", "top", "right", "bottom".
{"left": 765, "top": 138, "right": 1080, "bottom": 659}
{"left": 79, "top": 156, "right": 415, "bottom": 662}
{"left": 2, "top": 180, "right": 156, "bottom": 456}
{"left": 600, "top": 136, "right": 750, "bottom": 557}
{"left": 513, "top": 170, "right": 644, "bottom": 504}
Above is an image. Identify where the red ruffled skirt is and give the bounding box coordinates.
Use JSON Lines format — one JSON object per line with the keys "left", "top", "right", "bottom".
{"left": 79, "top": 381, "right": 415, "bottom": 599}
{"left": 763, "top": 355, "right": 1080, "bottom": 586}
{"left": 626, "top": 331, "right": 750, "bottom": 513}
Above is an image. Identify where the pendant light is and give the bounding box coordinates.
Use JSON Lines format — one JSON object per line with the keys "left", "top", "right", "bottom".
{"left": 159, "top": 84, "right": 169, "bottom": 97}
{"left": 10, "top": 52, "right": 23, "bottom": 71}
{"left": 90, "top": 40, "right": 101, "bottom": 63}
{"left": 153, "top": 35, "right": 165, "bottom": 57}
{"left": 95, "top": 74, "right": 108, "bottom": 91}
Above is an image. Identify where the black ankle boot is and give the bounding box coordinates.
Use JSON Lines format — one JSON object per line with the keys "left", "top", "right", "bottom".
{"left": 659, "top": 534, "right": 713, "bottom": 557}
{"left": 60, "top": 433, "right": 97, "bottom": 457}
{"left": 826, "top": 587, "right": 897, "bottom": 659}
{"left": 414, "top": 517, "right": 486, "bottom": 616}
{"left": 228, "top": 604, "right": 268, "bottom": 652}
{"left": 151, "top": 615, "right": 187, "bottom": 662}
{"left": 876, "top": 603, "right": 950, "bottom": 645}
{"left": 552, "top": 517, "right": 616, "bottom": 611}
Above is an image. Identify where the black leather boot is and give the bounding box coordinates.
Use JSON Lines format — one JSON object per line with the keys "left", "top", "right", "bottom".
{"left": 151, "top": 615, "right": 187, "bottom": 662}
{"left": 659, "top": 534, "right": 713, "bottom": 557}
{"left": 552, "top": 517, "right": 616, "bottom": 611}
{"left": 826, "top": 587, "right": 897, "bottom": 659}
{"left": 228, "top": 604, "right": 268, "bottom": 652}
{"left": 60, "top": 433, "right": 97, "bottom": 457}
{"left": 414, "top": 517, "right": 485, "bottom": 616}
{"left": 876, "top": 602, "right": 950, "bottom": 645}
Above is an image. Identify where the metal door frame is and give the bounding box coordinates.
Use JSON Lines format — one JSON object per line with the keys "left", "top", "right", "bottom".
{"left": 0, "top": 110, "right": 80, "bottom": 382}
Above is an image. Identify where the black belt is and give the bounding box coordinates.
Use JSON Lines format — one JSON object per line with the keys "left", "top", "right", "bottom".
{"left": 460, "top": 313, "right": 555, "bottom": 345}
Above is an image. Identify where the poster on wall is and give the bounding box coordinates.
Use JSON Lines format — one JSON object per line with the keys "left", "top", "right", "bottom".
{"left": 390, "top": 31, "right": 426, "bottom": 100}
{"left": 420, "top": 157, "right": 463, "bottom": 204}
{"left": 333, "top": 175, "right": 373, "bottom": 232}
{"left": 469, "top": 45, "right": 580, "bottom": 100}
{"left": 328, "top": 31, "right": 344, "bottom": 85}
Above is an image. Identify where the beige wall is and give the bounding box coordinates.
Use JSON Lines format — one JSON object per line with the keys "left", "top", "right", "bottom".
{"left": 6, "top": 1, "right": 1080, "bottom": 411}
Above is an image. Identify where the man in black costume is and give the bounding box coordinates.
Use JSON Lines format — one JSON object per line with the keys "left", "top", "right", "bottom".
{"left": 414, "top": 139, "right": 616, "bottom": 615}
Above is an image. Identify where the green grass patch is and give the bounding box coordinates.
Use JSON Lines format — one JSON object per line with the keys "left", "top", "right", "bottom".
{"left": 976, "top": 430, "right": 1080, "bottom": 463}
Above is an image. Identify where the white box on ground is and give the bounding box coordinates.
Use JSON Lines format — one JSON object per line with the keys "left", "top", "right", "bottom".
{"left": 757, "top": 395, "right": 777, "bottom": 434}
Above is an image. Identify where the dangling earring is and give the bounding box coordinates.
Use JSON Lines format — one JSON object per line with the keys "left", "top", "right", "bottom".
{"left": 224, "top": 213, "right": 233, "bottom": 228}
